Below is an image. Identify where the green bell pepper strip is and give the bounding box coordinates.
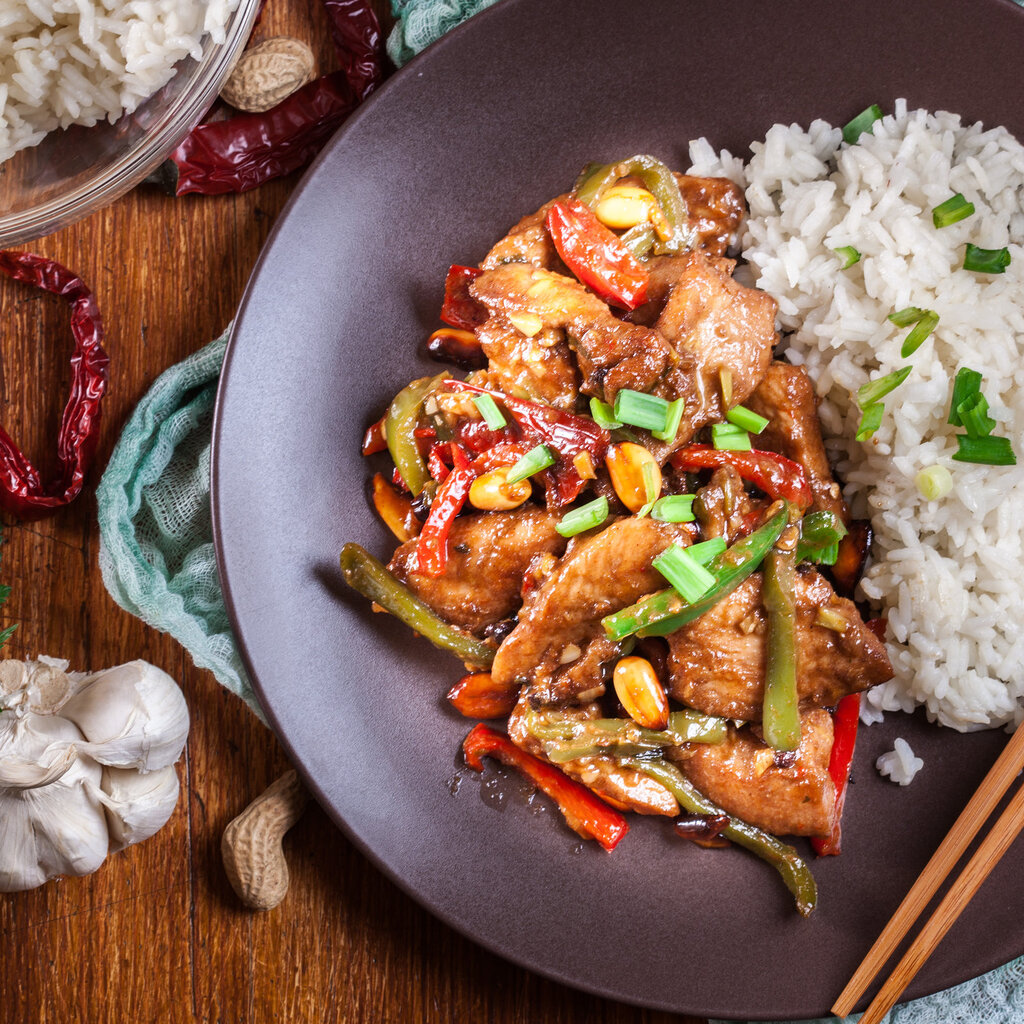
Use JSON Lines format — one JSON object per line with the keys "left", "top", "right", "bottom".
{"left": 383, "top": 372, "right": 449, "bottom": 497}
{"left": 762, "top": 543, "right": 801, "bottom": 752}
{"left": 339, "top": 543, "right": 494, "bottom": 668}
{"left": 601, "top": 503, "right": 789, "bottom": 641}
{"left": 626, "top": 757, "right": 817, "bottom": 917}
{"left": 573, "top": 154, "right": 696, "bottom": 255}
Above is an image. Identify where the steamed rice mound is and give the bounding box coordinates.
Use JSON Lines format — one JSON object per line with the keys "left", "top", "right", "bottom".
{"left": 688, "top": 101, "right": 1024, "bottom": 732}
{"left": 0, "top": 0, "right": 239, "bottom": 163}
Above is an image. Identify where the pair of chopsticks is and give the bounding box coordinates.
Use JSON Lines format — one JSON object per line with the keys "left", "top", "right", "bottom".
{"left": 832, "top": 723, "right": 1024, "bottom": 1024}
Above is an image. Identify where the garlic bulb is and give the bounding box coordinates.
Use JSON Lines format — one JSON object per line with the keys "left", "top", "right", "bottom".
{"left": 0, "top": 658, "right": 190, "bottom": 892}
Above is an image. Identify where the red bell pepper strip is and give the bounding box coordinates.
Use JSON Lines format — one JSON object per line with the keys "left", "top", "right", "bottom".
{"left": 427, "top": 444, "right": 451, "bottom": 483}
{"left": 414, "top": 463, "right": 474, "bottom": 576}
{"left": 0, "top": 251, "right": 108, "bottom": 520}
{"left": 812, "top": 693, "right": 861, "bottom": 856}
{"left": 545, "top": 196, "right": 649, "bottom": 310}
{"left": 440, "top": 265, "right": 487, "bottom": 330}
{"left": 671, "top": 444, "right": 813, "bottom": 510}
{"left": 361, "top": 415, "right": 387, "bottom": 456}
{"left": 462, "top": 724, "right": 629, "bottom": 851}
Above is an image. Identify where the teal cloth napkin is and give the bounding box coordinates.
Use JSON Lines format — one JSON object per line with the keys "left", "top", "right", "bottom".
{"left": 95, "top": 2, "right": 1024, "bottom": 1021}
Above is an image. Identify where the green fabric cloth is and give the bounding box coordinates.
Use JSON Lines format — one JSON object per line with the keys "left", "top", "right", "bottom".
{"left": 95, "top": 2, "right": 1024, "bottom": 1022}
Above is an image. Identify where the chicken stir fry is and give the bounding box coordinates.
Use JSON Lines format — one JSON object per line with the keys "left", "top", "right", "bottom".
{"left": 341, "top": 155, "right": 892, "bottom": 916}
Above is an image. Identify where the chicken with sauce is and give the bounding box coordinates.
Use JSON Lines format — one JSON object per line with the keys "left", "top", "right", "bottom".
{"left": 341, "top": 155, "right": 892, "bottom": 916}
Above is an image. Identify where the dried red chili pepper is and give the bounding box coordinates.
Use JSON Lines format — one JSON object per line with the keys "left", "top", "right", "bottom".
{"left": 0, "top": 252, "right": 108, "bottom": 520}
{"left": 440, "top": 265, "right": 487, "bottom": 331}
{"left": 671, "top": 444, "right": 813, "bottom": 510}
{"left": 812, "top": 693, "right": 861, "bottom": 857}
{"left": 415, "top": 463, "right": 474, "bottom": 576}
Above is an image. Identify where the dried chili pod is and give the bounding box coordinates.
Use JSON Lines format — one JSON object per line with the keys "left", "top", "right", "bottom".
{"left": 322, "top": 0, "right": 383, "bottom": 100}
{"left": 0, "top": 252, "right": 108, "bottom": 520}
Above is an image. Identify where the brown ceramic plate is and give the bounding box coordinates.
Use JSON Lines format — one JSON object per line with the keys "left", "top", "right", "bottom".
{"left": 212, "top": 0, "right": 1024, "bottom": 1017}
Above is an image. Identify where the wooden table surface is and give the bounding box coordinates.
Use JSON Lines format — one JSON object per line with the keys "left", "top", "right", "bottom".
{"left": 0, "top": 3, "right": 711, "bottom": 1023}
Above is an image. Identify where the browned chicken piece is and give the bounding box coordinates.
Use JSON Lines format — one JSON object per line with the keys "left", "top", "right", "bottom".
{"left": 508, "top": 698, "right": 679, "bottom": 816}
{"left": 665, "top": 567, "right": 892, "bottom": 721}
{"left": 745, "top": 361, "right": 849, "bottom": 522}
{"left": 389, "top": 506, "right": 566, "bottom": 637}
{"left": 492, "top": 516, "right": 694, "bottom": 704}
{"left": 675, "top": 174, "right": 746, "bottom": 257}
{"left": 628, "top": 253, "right": 735, "bottom": 327}
{"left": 693, "top": 464, "right": 762, "bottom": 543}
{"left": 481, "top": 196, "right": 564, "bottom": 270}
{"left": 475, "top": 315, "right": 579, "bottom": 410}
{"left": 671, "top": 709, "right": 836, "bottom": 837}
{"left": 470, "top": 263, "right": 701, "bottom": 406}
{"left": 654, "top": 250, "right": 777, "bottom": 433}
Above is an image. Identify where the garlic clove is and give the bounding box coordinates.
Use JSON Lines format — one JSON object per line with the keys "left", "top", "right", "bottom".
{"left": 0, "top": 657, "right": 72, "bottom": 716}
{"left": 61, "top": 661, "right": 189, "bottom": 771}
{"left": 100, "top": 764, "right": 180, "bottom": 851}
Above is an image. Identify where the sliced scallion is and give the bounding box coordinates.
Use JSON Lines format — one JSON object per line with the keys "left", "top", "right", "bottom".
{"left": 963, "top": 243, "right": 1012, "bottom": 275}
{"left": 842, "top": 104, "right": 883, "bottom": 145}
{"left": 900, "top": 309, "right": 939, "bottom": 358}
{"left": 725, "top": 404, "right": 769, "bottom": 434}
{"left": 555, "top": 496, "right": 609, "bottom": 538}
{"left": 857, "top": 366, "right": 912, "bottom": 408}
{"left": 651, "top": 494, "right": 696, "bottom": 523}
{"left": 652, "top": 397, "right": 685, "bottom": 442}
{"left": 948, "top": 367, "right": 983, "bottom": 426}
{"left": 711, "top": 422, "right": 752, "bottom": 452}
{"left": 856, "top": 403, "right": 884, "bottom": 442}
{"left": 636, "top": 460, "right": 661, "bottom": 518}
{"left": 956, "top": 392, "right": 997, "bottom": 439}
{"left": 951, "top": 435, "right": 1017, "bottom": 466}
{"left": 471, "top": 393, "right": 507, "bottom": 430}
{"left": 834, "top": 246, "right": 861, "bottom": 269}
{"left": 653, "top": 544, "right": 715, "bottom": 603}
{"left": 506, "top": 444, "right": 555, "bottom": 484}
{"left": 932, "top": 193, "right": 975, "bottom": 229}
{"left": 613, "top": 389, "right": 671, "bottom": 433}
{"left": 795, "top": 510, "right": 848, "bottom": 565}
{"left": 915, "top": 465, "right": 953, "bottom": 501}
{"left": 590, "top": 397, "right": 622, "bottom": 430}
{"left": 687, "top": 538, "right": 728, "bottom": 566}
{"left": 888, "top": 307, "right": 926, "bottom": 328}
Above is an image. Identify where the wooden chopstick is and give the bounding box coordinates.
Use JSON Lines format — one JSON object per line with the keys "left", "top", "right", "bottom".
{"left": 832, "top": 722, "right": 1024, "bottom": 1019}
{"left": 855, "top": 779, "right": 1024, "bottom": 1024}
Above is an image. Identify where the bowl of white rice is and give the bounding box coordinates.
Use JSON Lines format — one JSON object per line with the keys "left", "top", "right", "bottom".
{"left": 0, "top": 0, "right": 261, "bottom": 243}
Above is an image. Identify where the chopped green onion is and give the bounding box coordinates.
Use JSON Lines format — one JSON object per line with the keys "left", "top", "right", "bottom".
{"left": 932, "top": 193, "right": 975, "bottom": 229}
{"left": 900, "top": 310, "right": 939, "bottom": 358}
{"left": 712, "top": 422, "right": 752, "bottom": 451}
{"left": 590, "top": 397, "right": 622, "bottom": 429}
{"left": 842, "top": 104, "right": 883, "bottom": 145}
{"left": 471, "top": 393, "right": 507, "bottom": 430}
{"left": 652, "top": 397, "right": 685, "bottom": 442}
{"left": 613, "top": 389, "right": 671, "bottom": 432}
{"left": 856, "top": 403, "right": 884, "bottom": 442}
{"left": 957, "top": 392, "right": 997, "bottom": 439}
{"left": 555, "top": 496, "right": 609, "bottom": 537}
{"left": 915, "top": 465, "right": 953, "bottom": 501}
{"left": 888, "top": 307, "right": 925, "bottom": 328}
{"left": 795, "top": 510, "right": 848, "bottom": 565}
{"left": 635, "top": 460, "right": 661, "bottom": 518}
{"left": 725, "top": 405, "right": 769, "bottom": 434}
{"left": 948, "top": 367, "right": 983, "bottom": 426}
{"left": 963, "top": 243, "right": 1012, "bottom": 275}
{"left": 687, "top": 538, "right": 728, "bottom": 566}
{"left": 651, "top": 494, "right": 696, "bottom": 523}
{"left": 857, "top": 365, "right": 912, "bottom": 408}
{"left": 506, "top": 444, "right": 555, "bottom": 484}
{"left": 653, "top": 543, "right": 715, "bottom": 603}
{"left": 834, "top": 246, "right": 861, "bottom": 269}
{"left": 951, "top": 435, "right": 1017, "bottom": 466}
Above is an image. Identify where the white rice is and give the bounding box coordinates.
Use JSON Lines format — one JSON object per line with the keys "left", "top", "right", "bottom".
{"left": 0, "top": 0, "right": 240, "bottom": 164}
{"left": 688, "top": 101, "right": 1024, "bottom": 734}
{"left": 876, "top": 737, "right": 924, "bottom": 786}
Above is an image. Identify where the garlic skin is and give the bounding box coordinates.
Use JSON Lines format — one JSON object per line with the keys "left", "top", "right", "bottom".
{"left": 0, "top": 658, "right": 190, "bottom": 892}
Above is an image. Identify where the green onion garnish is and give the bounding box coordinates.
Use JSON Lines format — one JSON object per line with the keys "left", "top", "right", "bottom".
{"left": 951, "top": 435, "right": 1017, "bottom": 466}
{"left": 506, "top": 444, "right": 555, "bottom": 484}
{"left": 915, "top": 465, "right": 953, "bottom": 501}
{"left": 590, "top": 397, "right": 622, "bottom": 430}
{"left": 471, "top": 393, "right": 507, "bottom": 430}
{"left": 686, "top": 538, "right": 728, "bottom": 566}
{"left": 932, "top": 193, "right": 975, "bottom": 229}
{"left": 795, "top": 510, "right": 848, "bottom": 565}
{"left": 887, "top": 307, "right": 926, "bottom": 328}
{"left": 900, "top": 310, "right": 939, "bottom": 358}
{"left": 613, "top": 389, "right": 671, "bottom": 432}
{"left": 956, "top": 393, "right": 997, "bottom": 439}
{"left": 635, "top": 460, "right": 661, "bottom": 518}
{"left": 711, "top": 422, "right": 752, "bottom": 451}
{"left": 725, "top": 405, "right": 769, "bottom": 434}
{"left": 555, "top": 496, "right": 609, "bottom": 538}
{"left": 857, "top": 365, "right": 912, "bottom": 408}
{"left": 653, "top": 543, "right": 715, "bottom": 603}
{"left": 963, "top": 243, "right": 1012, "bottom": 275}
{"left": 652, "top": 397, "right": 685, "bottom": 442}
{"left": 856, "top": 403, "right": 884, "bottom": 442}
{"left": 842, "top": 104, "right": 883, "bottom": 145}
{"left": 834, "top": 246, "right": 861, "bottom": 269}
{"left": 948, "top": 367, "right": 983, "bottom": 426}
{"left": 650, "top": 494, "right": 696, "bottom": 523}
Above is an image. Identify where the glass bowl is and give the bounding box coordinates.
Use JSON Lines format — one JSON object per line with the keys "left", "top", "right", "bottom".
{"left": 0, "top": 0, "right": 263, "bottom": 246}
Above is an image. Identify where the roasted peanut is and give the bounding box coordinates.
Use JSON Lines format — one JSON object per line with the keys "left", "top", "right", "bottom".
{"left": 613, "top": 656, "right": 669, "bottom": 730}
{"left": 606, "top": 442, "right": 661, "bottom": 512}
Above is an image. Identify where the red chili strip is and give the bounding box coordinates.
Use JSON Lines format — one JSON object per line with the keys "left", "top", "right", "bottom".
{"left": 545, "top": 196, "right": 649, "bottom": 310}
{"left": 427, "top": 444, "right": 451, "bottom": 483}
{"left": 671, "top": 444, "right": 813, "bottom": 509}
{"left": 462, "top": 724, "right": 629, "bottom": 851}
{"left": 812, "top": 693, "right": 861, "bottom": 857}
{"left": 447, "top": 672, "right": 520, "bottom": 719}
{"left": 361, "top": 415, "right": 387, "bottom": 456}
{"left": 0, "top": 252, "right": 108, "bottom": 520}
{"left": 414, "top": 464, "right": 474, "bottom": 576}
{"left": 440, "top": 265, "right": 487, "bottom": 330}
